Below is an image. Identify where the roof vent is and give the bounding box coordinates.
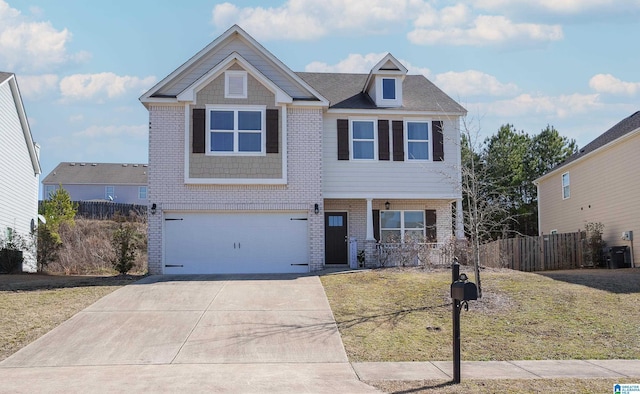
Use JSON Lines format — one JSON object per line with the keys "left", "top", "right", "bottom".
{"left": 143, "top": 164, "right": 148, "bottom": 167}
{"left": 91, "top": 163, "right": 97, "bottom": 166}
{"left": 133, "top": 164, "right": 138, "bottom": 167}
{"left": 580, "top": 149, "right": 585, "bottom": 153}
{"left": 80, "top": 163, "right": 86, "bottom": 166}
{"left": 69, "top": 163, "right": 75, "bottom": 166}
{"left": 122, "top": 164, "right": 128, "bottom": 167}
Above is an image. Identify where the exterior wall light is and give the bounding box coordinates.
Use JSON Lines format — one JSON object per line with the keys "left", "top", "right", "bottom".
{"left": 385, "top": 201, "right": 390, "bottom": 210}
{"left": 151, "top": 203, "right": 157, "bottom": 215}
{"left": 314, "top": 203, "right": 320, "bottom": 214}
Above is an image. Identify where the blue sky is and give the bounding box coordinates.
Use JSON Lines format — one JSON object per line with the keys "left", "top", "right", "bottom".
{"left": 2, "top": 0, "right": 639, "bottom": 192}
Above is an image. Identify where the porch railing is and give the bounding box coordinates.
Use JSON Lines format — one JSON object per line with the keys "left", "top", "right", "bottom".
{"left": 376, "top": 242, "right": 448, "bottom": 267}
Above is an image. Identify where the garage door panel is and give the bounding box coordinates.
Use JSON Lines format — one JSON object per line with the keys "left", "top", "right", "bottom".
{"left": 164, "top": 212, "right": 309, "bottom": 274}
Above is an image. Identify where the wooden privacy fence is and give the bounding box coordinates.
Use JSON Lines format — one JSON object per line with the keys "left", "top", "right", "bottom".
{"left": 479, "top": 232, "right": 585, "bottom": 272}
{"left": 75, "top": 201, "right": 147, "bottom": 219}
{"left": 39, "top": 201, "right": 147, "bottom": 220}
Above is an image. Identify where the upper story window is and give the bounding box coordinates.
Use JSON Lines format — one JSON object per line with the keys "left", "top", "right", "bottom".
{"left": 208, "top": 105, "right": 265, "bottom": 155}
{"left": 350, "top": 119, "right": 377, "bottom": 160}
{"left": 105, "top": 186, "right": 115, "bottom": 200}
{"left": 374, "top": 76, "right": 402, "bottom": 107}
{"left": 382, "top": 78, "right": 396, "bottom": 100}
{"left": 405, "top": 120, "right": 430, "bottom": 160}
{"left": 224, "top": 71, "right": 247, "bottom": 99}
{"left": 138, "top": 186, "right": 147, "bottom": 200}
{"left": 562, "top": 172, "right": 570, "bottom": 199}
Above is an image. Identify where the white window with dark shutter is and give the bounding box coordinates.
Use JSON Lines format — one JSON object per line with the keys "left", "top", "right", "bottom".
{"left": 350, "top": 119, "right": 377, "bottom": 160}
{"left": 404, "top": 120, "right": 430, "bottom": 161}
{"left": 206, "top": 105, "right": 266, "bottom": 156}
{"left": 225, "top": 71, "right": 247, "bottom": 99}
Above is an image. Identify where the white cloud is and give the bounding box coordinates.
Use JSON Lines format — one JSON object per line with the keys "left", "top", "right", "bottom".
{"left": 15, "top": 74, "right": 59, "bottom": 98}
{"left": 480, "top": 93, "right": 602, "bottom": 118}
{"left": 434, "top": 70, "right": 518, "bottom": 97}
{"left": 305, "top": 52, "right": 431, "bottom": 76}
{"left": 589, "top": 74, "right": 640, "bottom": 96}
{"left": 69, "top": 114, "right": 84, "bottom": 123}
{"left": 212, "top": 0, "right": 424, "bottom": 40}
{"left": 59, "top": 73, "right": 157, "bottom": 101}
{"left": 408, "top": 14, "right": 562, "bottom": 46}
{"left": 0, "top": 0, "right": 81, "bottom": 72}
{"left": 471, "top": 0, "right": 640, "bottom": 15}
{"left": 73, "top": 124, "right": 147, "bottom": 138}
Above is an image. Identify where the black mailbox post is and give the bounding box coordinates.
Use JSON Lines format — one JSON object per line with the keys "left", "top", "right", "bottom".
{"left": 451, "top": 259, "right": 478, "bottom": 384}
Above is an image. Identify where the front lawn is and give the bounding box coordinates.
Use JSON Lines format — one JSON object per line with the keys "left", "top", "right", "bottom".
{"left": 320, "top": 267, "right": 640, "bottom": 362}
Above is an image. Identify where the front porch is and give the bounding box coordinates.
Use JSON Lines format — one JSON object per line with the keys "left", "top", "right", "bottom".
{"left": 322, "top": 198, "right": 464, "bottom": 268}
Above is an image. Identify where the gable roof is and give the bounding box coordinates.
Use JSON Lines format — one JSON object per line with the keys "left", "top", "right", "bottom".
{"left": 536, "top": 111, "right": 640, "bottom": 182}
{"left": 42, "top": 162, "right": 149, "bottom": 185}
{"left": 0, "top": 72, "right": 41, "bottom": 175}
{"left": 140, "top": 25, "right": 327, "bottom": 107}
{"left": 297, "top": 72, "right": 466, "bottom": 114}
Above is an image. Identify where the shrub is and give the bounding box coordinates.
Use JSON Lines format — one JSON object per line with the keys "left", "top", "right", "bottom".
{"left": 110, "top": 223, "right": 140, "bottom": 275}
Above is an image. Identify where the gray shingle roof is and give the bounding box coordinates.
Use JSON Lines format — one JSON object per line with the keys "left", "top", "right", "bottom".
{"left": 42, "top": 162, "right": 148, "bottom": 185}
{"left": 296, "top": 72, "right": 466, "bottom": 113}
{"left": 550, "top": 111, "right": 640, "bottom": 174}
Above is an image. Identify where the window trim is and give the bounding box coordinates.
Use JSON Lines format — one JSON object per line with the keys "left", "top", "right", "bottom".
{"left": 375, "top": 76, "right": 402, "bottom": 107}
{"left": 562, "top": 172, "right": 570, "bottom": 200}
{"left": 224, "top": 70, "right": 247, "bottom": 99}
{"left": 380, "top": 210, "right": 426, "bottom": 243}
{"left": 404, "top": 119, "right": 432, "bottom": 161}
{"left": 138, "top": 186, "right": 147, "bottom": 200}
{"left": 206, "top": 104, "right": 266, "bottom": 156}
{"left": 105, "top": 186, "right": 115, "bottom": 200}
{"left": 349, "top": 118, "right": 378, "bottom": 161}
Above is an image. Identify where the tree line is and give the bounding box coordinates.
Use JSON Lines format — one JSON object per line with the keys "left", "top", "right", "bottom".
{"left": 461, "top": 122, "right": 577, "bottom": 242}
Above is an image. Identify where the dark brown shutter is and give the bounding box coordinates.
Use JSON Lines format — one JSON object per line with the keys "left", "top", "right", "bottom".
{"left": 425, "top": 209, "right": 437, "bottom": 242}
{"left": 337, "top": 119, "right": 349, "bottom": 160}
{"left": 373, "top": 209, "right": 380, "bottom": 242}
{"left": 432, "top": 120, "right": 444, "bottom": 161}
{"left": 392, "top": 120, "right": 404, "bottom": 161}
{"left": 378, "top": 120, "right": 390, "bottom": 161}
{"left": 192, "top": 108, "right": 205, "bottom": 154}
{"left": 266, "top": 109, "right": 279, "bottom": 153}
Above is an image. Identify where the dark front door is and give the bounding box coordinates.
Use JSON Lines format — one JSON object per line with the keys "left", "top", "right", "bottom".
{"left": 324, "top": 212, "right": 348, "bottom": 265}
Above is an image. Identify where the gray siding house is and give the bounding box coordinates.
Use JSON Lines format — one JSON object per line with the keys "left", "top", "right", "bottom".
{"left": 0, "top": 72, "right": 41, "bottom": 272}
{"left": 42, "top": 162, "right": 148, "bottom": 204}
{"left": 140, "top": 25, "right": 466, "bottom": 275}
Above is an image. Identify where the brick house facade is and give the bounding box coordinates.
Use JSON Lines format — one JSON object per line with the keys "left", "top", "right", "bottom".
{"left": 140, "top": 25, "right": 465, "bottom": 274}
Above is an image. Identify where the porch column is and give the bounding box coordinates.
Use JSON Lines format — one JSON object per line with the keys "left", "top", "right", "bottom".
{"left": 366, "top": 198, "right": 375, "bottom": 241}
{"left": 455, "top": 198, "right": 465, "bottom": 239}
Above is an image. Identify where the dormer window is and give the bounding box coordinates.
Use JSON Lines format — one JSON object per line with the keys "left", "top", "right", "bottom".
{"left": 382, "top": 78, "right": 396, "bottom": 100}
{"left": 225, "top": 70, "right": 247, "bottom": 99}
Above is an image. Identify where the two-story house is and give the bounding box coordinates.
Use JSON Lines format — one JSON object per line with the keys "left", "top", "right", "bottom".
{"left": 42, "top": 162, "right": 148, "bottom": 204}
{"left": 140, "top": 25, "right": 466, "bottom": 275}
{"left": 0, "top": 72, "right": 41, "bottom": 272}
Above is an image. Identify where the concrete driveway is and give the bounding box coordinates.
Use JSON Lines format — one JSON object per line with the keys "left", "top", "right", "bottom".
{"left": 0, "top": 274, "right": 379, "bottom": 393}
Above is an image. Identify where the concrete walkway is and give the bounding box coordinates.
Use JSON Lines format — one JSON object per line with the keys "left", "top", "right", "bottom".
{"left": 1, "top": 274, "right": 638, "bottom": 393}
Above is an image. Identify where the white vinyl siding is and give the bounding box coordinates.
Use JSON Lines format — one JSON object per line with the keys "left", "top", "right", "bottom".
{"left": 323, "top": 114, "right": 461, "bottom": 198}
{"left": 0, "top": 79, "right": 39, "bottom": 272}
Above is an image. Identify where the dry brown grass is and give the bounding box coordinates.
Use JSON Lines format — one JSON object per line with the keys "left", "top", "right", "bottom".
{"left": 0, "top": 274, "right": 142, "bottom": 361}
{"left": 320, "top": 267, "right": 640, "bottom": 362}
{"left": 49, "top": 218, "right": 147, "bottom": 275}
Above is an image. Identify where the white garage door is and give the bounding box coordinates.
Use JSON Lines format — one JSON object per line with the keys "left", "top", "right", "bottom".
{"left": 163, "top": 211, "right": 309, "bottom": 274}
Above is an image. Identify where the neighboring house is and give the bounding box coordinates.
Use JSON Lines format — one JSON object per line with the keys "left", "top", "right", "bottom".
{"left": 0, "top": 72, "right": 41, "bottom": 272}
{"left": 535, "top": 111, "right": 640, "bottom": 267}
{"left": 42, "top": 162, "right": 149, "bottom": 204}
{"left": 140, "top": 25, "right": 466, "bottom": 275}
